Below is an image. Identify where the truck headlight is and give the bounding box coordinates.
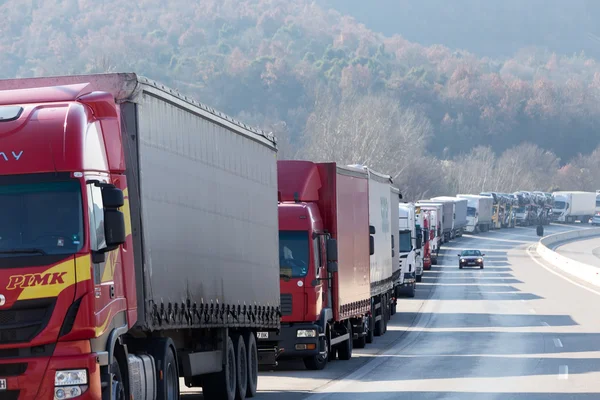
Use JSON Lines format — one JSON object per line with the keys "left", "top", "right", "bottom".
{"left": 460, "top": 259, "right": 465, "bottom": 263}
{"left": 297, "top": 329, "right": 317, "bottom": 338}
{"left": 54, "top": 386, "right": 83, "bottom": 399}
{"left": 55, "top": 369, "right": 88, "bottom": 386}
{"left": 477, "top": 258, "right": 483, "bottom": 262}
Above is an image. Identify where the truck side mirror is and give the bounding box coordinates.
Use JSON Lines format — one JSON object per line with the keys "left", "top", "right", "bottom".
{"left": 326, "top": 238, "right": 338, "bottom": 261}
{"left": 104, "top": 209, "right": 126, "bottom": 249}
{"left": 369, "top": 236, "right": 375, "bottom": 255}
{"left": 327, "top": 261, "right": 338, "bottom": 273}
{"left": 101, "top": 185, "right": 124, "bottom": 208}
{"left": 369, "top": 225, "right": 376, "bottom": 235}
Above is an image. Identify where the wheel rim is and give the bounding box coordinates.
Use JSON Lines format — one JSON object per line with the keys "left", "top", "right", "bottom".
{"left": 112, "top": 376, "right": 125, "bottom": 400}
{"left": 166, "top": 361, "right": 178, "bottom": 400}
{"left": 316, "top": 332, "right": 329, "bottom": 364}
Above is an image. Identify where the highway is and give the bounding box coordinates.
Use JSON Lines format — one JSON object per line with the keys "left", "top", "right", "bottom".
{"left": 182, "top": 224, "right": 600, "bottom": 399}
{"left": 554, "top": 236, "right": 600, "bottom": 266}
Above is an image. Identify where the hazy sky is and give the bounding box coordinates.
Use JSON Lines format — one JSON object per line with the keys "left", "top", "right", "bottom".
{"left": 320, "top": 0, "right": 600, "bottom": 59}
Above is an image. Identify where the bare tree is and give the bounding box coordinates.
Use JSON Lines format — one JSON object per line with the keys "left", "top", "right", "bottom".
{"left": 300, "top": 90, "right": 433, "bottom": 182}
{"left": 446, "top": 146, "right": 496, "bottom": 194}
{"left": 496, "top": 143, "right": 560, "bottom": 191}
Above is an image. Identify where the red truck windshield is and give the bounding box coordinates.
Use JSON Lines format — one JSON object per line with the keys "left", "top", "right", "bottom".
{"left": 0, "top": 180, "right": 84, "bottom": 262}
{"left": 279, "top": 230, "right": 309, "bottom": 278}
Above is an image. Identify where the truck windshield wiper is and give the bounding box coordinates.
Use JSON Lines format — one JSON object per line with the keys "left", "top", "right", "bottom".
{"left": 0, "top": 248, "right": 48, "bottom": 255}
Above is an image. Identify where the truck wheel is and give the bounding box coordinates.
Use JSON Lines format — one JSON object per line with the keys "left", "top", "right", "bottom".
{"left": 390, "top": 299, "right": 397, "bottom": 316}
{"left": 374, "top": 299, "right": 384, "bottom": 337}
{"left": 164, "top": 347, "right": 179, "bottom": 400}
{"left": 416, "top": 275, "right": 422, "bottom": 283}
{"left": 233, "top": 335, "right": 248, "bottom": 400}
{"left": 337, "top": 321, "right": 353, "bottom": 361}
{"left": 303, "top": 329, "right": 329, "bottom": 370}
{"left": 149, "top": 339, "right": 180, "bottom": 400}
{"left": 110, "top": 361, "right": 126, "bottom": 400}
{"left": 406, "top": 284, "right": 415, "bottom": 298}
{"left": 243, "top": 332, "right": 258, "bottom": 398}
{"left": 382, "top": 296, "right": 389, "bottom": 334}
{"left": 366, "top": 314, "right": 374, "bottom": 344}
{"left": 203, "top": 336, "right": 236, "bottom": 400}
{"left": 354, "top": 319, "right": 367, "bottom": 348}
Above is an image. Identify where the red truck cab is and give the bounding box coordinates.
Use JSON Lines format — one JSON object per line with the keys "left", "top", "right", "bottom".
{"left": 422, "top": 212, "right": 432, "bottom": 269}
{"left": 0, "top": 83, "right": 129, "bottom": 399}
{"left": 259, "top": 161, "right": 371, "bottom": 371}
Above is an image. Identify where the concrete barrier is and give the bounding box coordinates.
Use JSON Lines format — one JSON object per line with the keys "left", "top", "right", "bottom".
{"left": 536, "top": 227, "right": 600, "bottom": 287}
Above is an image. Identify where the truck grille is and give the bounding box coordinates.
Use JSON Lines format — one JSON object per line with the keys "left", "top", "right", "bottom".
{"left": 2, "top": 391, "right": 19, "bottom": 400}
{"left": 0, "top": 299, "right": 55, "bottom": 344}
{"left": 280, "top": 294, "right": 292, "bottom": 316}
{"left": 0, "top": 363, "right": 27, "bottom": 376}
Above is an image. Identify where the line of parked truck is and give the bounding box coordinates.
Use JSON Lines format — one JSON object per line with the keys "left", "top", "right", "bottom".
{"left": 0, "top": 73, "right": 598, "bottom": 400}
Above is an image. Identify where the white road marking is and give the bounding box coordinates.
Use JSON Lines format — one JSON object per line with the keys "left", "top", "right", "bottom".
{"left": 553, "top": 338, "right": 563, "bottom": 348}
{"left": 527, "top": 245, "right": 600, "bottom": 297}
{"left": 541, "top": 321, "right": 550, "bottom": 326}
{"left": 559, "top": 365, "right": 569, "bottom": 380}
{"left": 529, "top": 308, "right": 537, "bottom": 314}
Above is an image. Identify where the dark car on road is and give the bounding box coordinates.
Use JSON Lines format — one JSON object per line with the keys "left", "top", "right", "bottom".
{"left": 458, "top": 249, "right": 485, "bottom": 269}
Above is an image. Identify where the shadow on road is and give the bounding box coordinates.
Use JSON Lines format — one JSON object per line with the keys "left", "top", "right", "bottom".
{"left": 393, "top": 312, "right": 577, "bottom": 328}
{"left": 230, "top": 391, "right": 600, "bottom": 400}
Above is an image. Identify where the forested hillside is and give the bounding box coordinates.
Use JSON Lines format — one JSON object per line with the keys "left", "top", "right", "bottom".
{"left": 2, "top": 0, "right": 599, "bottom": 198}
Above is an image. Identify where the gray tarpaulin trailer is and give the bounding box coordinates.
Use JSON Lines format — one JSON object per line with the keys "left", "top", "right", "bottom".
{"left": 431, "top": 196, "right": 468, "bottom": 238}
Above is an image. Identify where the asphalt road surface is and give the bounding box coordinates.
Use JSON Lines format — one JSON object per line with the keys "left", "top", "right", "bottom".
{"left": 182, "top": 223, "right": 600, "bottom": 400}
{"left": 554, "top": 236, "right": 600, "bottom": 266}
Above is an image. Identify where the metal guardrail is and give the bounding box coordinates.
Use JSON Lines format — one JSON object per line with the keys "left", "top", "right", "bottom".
{"left": 536, "top": 227, "right": 600, "bottom": 287}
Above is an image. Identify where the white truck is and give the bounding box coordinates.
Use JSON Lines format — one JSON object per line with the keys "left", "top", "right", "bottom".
{"left": 352, "top": 165, "right": 397, "bottom": 337}
{"left": 398, "top": 203, "right": 418, "bottom": 295}
{"left": 457, "top": 194, "right": 493, "bottom": 233}
{"left": 551, "top": 191, "right": 597, "bottom": 223}
{"left": 390, "top": 185, "right": 401, "bottom": 313}
{"left": 431, "top": 196, "right": 468, "bottom": 238}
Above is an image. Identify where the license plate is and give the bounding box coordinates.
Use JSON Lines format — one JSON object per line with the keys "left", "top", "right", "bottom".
{"left": 257, "top": 332, "right": 268, "bottom": 339}
{"left": 0, "top": 379, "right": 6, "bottom": 390}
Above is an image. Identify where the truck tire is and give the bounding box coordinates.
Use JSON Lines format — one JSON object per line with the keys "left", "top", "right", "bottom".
{"left": 203, "top": 336, "right": 236, "bottom": 400}
{"left": 109, "top": 361, "right": 126, "bottom": 400}
{"left": 337, "top": 321, "right": 353, "bottom": 361}
{"left": 243, "top": 332, "right": 258, "bottom": 398}
{"left": 303, "top": 329, "right": 329, "bottom": 370}
{"left": 365, "top": 314, "right": 374, "bottom": 344}
{"left": 233, "top": 335, "right": 248, "bottom": 400}
{"left": 149, "top": 338, "right": 179, "bottom": 400}
{"left": 416, "top": 274, "right": 422, "bottom": 283}
{"left": 383, "top": 295, "right": 389, "bottom": 334}
{"left": 374, "top": 298, "right": 384, "bottom": 337}
{"left": 406, "top": 284, "right": 415, "bottom": 298}
{"left": 354, "top": 319, "right": 367, "bottom": 349}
